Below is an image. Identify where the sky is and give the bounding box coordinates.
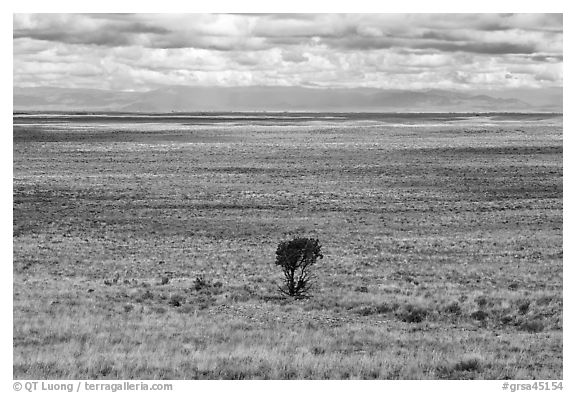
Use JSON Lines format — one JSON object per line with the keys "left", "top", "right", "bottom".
{"left": 13, "top": 13, "right": 563, "bottom": 92}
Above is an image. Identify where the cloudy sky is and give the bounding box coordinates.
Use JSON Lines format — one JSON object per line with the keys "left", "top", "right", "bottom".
{"left": 13, "top": 13, "right": 563, "bottom": 92}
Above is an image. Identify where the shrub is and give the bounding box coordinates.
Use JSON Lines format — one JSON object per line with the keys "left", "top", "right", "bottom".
{"left": 168, "top": 294, "right": 185, "bottom": 307}
{"left": 474, "top": 295, "right": 488, "bottom": 308}
{"left": 436, "top": 355, "right": 484, "bottom": 378}
{"left": 470, "top": 310, "right": 489, "bottom": 321}
{"left": 517, "top": 299, "right": 531, "bottom": 315}
{"left": 444, "top": 301, "right": 462, "bottom": 315}
{"left": 194, "top": 276, "right": 208, "bottom": 291}
{"left": 275, "top": 237, "right": 323, "bottom": 298}
{"left": 311, "top": 347, "right": 325, "bottom": 355}
{"left": 453, "top": 356, "right": 483, "bottom": 372}
{"left": 189, "top": 276, "right": 224, "bottom": 295}
{"left": 356, "top": 306, "right": 377, "bottom": 316}
{"left": 135, "top": 289, "right": 154, "bottom": 303}
{"left": 375, "top": 302, "right": 399, "bottom": 314}
{"left": 395, "top": 303, "right": 428, "bottom": 323}
{"left": 519, "top": 319, "right": 545, "bottom": 333}
{"left": 500, "top": 314, "right": 515, "bottom": 325}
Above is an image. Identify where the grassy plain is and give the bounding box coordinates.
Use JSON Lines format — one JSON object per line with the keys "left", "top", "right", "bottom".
{"left": 13, "top": 113, "right": 562, "bottom": 379}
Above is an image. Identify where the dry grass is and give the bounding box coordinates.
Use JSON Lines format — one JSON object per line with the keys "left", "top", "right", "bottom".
{"left": 13, "top": 113, "right": 563, "bottom": 379}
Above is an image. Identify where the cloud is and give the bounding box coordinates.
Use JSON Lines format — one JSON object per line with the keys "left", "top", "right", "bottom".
{"left": 14, "top": 14, "right": 171, "bottom": 47}
{"left": 281, "top": 50, "right": 308, "bottom": 63}
{"left": 14, "top": 13, "right": 563, "bottom": 54}
{"left": 13, "top": 13, "right": 563, "bottom": 92}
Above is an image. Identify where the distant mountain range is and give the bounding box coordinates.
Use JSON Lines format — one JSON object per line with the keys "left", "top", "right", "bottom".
{"left": 13, "top": 86, "right": 562, "bottom": 113}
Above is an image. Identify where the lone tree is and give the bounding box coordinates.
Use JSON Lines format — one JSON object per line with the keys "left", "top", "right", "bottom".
{"left": 275, "top": 237, "right": 323, "bottom": 298}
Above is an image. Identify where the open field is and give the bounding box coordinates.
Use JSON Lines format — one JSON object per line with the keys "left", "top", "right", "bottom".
{"left": 13, "top": 113, "right": 563, "bottom": 379}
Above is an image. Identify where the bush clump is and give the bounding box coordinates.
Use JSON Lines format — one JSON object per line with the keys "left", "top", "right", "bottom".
{"left": 453, "top": 356, "right": 483, "bottom": 372}
{"left": 517, "top": 299, "right": 531, "bottom": 315}
{"left": 470, "top": 310, "right": 489, "bottom": 321}
{"left": 395, "top": 303, "right": 428, "bottom": 323}
{"left": 168, "top": 294, "right": 185, "bottom": 307}
{"left": 519, "top": 319, "right": 545, "bottom": 333}
{"left": 444, "top": 301, "right": 462, "bottom": 315}
{"left": 275, "top": 237, "right": 323, "bottom": 298}
{"left": 194, "top": 276, "right": 208, "bottom": 291}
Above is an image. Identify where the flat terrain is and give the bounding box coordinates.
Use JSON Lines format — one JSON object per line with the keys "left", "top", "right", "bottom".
{"left": 13, "top": 113, "right": 563, "bottom": 379}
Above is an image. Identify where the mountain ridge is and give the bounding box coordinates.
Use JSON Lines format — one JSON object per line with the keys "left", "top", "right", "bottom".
{"left": 13, "top": 85, "right": 562, "bottom": 113}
